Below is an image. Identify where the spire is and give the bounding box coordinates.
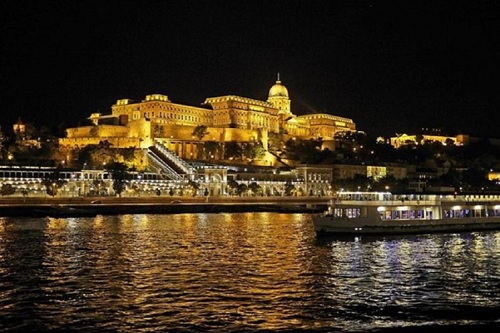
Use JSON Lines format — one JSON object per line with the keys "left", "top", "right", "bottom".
{"left": 277, "top": 72, "right": 281, "bottom": 83}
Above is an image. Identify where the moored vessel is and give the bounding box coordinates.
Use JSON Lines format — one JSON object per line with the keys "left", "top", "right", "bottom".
{"left": 313, "top": 191, "right": 500, "bottom": 235}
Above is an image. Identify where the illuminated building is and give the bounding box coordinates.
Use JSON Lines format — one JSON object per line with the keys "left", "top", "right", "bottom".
{"left": 390, "top": 132, "right": 500, "bottom": 149}
{"left": 60, "top": 76, "right": 356, "bottom": 168}
{"left": 13, "top": 117, "right": 26, "bottom": 135}
{"left": 389, "top": 133, "right": 462, "bottom": 148}
{"left": 489, "top": 172, "right": 500, "bottom": 184}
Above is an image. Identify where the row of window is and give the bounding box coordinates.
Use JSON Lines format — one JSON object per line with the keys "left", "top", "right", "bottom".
{"left": 0, "top": 171, "right": 162, "bottom": 181}
{"left": 380, "top": 210, "right": 428, "bottom": 220}
{"left": 443, "top": 209, "right": 500, "bottom": 218}
{"left": 301, "top": 114, "right": 354, "bottom": 123}
{"left": 142, "top": 112, "right": 206, "bottom": 123}
{"left": 332, "top": 208, "right": 361, "bottom": 218}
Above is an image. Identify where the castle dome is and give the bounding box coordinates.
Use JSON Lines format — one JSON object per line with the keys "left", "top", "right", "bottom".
{"left": 268, "top": 74, "right": 289, "bottom": 98}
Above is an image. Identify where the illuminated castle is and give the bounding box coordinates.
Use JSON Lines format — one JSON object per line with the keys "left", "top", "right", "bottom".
{"left": 60, "top": 76, "right": 356, "bottom": 168}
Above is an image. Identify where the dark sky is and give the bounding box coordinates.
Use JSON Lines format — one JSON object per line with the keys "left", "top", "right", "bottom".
{"left": 2, "top": 0, "right": 499, "bottom": 137}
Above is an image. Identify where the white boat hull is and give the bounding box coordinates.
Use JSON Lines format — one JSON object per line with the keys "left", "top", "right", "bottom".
{"left": 312, "top": 191, "right": 500, "bottom": 236}
{"left": 313, "top": 214, "right": 500, "bottom": 235}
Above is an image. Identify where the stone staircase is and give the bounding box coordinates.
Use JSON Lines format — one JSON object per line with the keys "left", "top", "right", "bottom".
{"left": 147, "top": 140, "right": 195, "bottom": 180}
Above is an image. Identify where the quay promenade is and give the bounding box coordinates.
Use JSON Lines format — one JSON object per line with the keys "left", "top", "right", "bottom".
{"left": 0, "top": 196, "right": 329, "bottom": 217}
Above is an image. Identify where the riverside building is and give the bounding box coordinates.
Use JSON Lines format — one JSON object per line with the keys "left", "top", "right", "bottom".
{"left": 60, "top": 76, "right": 356, "bottom": 168}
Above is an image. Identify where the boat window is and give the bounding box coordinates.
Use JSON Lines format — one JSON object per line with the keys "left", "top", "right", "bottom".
{"left": 345, "top": 208, "right": 360, "bottom": 218}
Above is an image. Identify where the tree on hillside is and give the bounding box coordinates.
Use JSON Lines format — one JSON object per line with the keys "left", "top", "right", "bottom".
{"left": 204, "top": 141, "right": 220, "bottom": 159}
{"left": 76, "top": 145, "right": 97, "bottom": 168}
{"left": 42, "top": 168, "right": 67, "bottom": 197}
{"left": 284, "top": 138, "right": 324, "bottom": 164}
{"left": 268, "top": 132, "right": 284, "bottom": 153}
{"left": 192, "top": 125, "right": 209, "bottom": 140}
{"left": 1, "top": 184, "right": 16, "bottom": 196}
{"left": 105, "top": 161, "right": 130, "bottom": 197}
{"left": 187, "top": 180, "right": 200, "bottom": 196}
{"left": 223, "top": 141, "right": 242, "bottom": 160}
{"left": 226, "top": 179, "right": 239, "bottom": 195}
{"left": 242, "top": 142, "right": 266, "bottom": 162}
{"left": 248, "top": 182, "right": 263, "bottom": 196}
{"left": 236, "top": 183, "right": 248, "bottom": 196}
{"left": 91, "top": 179, "right": 107, "bottom": 196}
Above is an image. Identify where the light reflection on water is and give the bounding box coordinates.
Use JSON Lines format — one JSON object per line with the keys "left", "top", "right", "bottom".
{"left": 0, "top": 213, "right": 499, "bottom": 332}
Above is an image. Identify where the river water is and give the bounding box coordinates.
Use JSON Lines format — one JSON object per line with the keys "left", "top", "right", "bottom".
{"left": 0, "top": 213, "right": 499, "bottom": 332}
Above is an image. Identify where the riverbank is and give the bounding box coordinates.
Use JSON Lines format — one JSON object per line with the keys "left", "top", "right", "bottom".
{"left": 0, "top": 196, "right": 329, "bottom": 217}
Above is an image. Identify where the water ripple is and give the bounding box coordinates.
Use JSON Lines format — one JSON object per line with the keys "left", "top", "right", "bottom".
{"left": 1, "top": 214, "right": 499, "bottom": 332}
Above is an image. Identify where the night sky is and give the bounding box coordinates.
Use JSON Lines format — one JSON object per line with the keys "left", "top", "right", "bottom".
{"left": 2, "top": 0, "right": 499, "bottom": 138}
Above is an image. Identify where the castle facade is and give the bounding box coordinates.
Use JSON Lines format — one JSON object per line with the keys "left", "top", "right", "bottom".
{"left": 60, "top": 77, "right": 356, "bottom": 167}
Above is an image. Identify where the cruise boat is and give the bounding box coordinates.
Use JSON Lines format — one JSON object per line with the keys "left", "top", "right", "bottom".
{"left": 313, "top": 191, "right": 500, "bottom": 235}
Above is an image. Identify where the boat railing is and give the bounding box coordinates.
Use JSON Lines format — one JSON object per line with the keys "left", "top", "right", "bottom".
{"left": 332, "top": 199, "right": 440, "bottom": 206}
{"left": 332, "top": 194, "right": 500, "bottom": 206}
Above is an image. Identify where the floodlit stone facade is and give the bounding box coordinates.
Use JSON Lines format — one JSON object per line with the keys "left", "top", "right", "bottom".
{"left": 389, "top": 133, "right": 462, "bottom": 148}
{"left": 60, "top": 77, "right": 356, "bottom": 165}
